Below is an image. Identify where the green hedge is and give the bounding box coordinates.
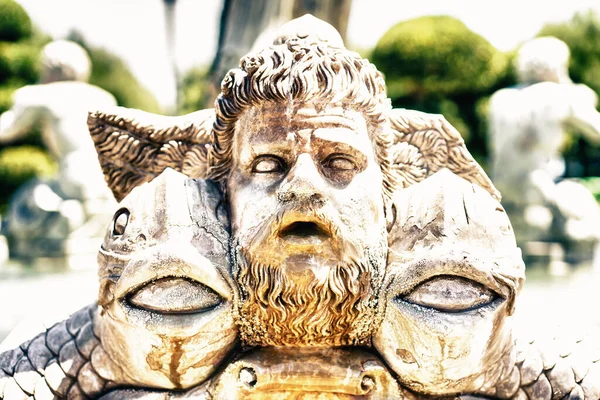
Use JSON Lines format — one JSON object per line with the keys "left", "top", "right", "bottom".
{"left": 179, "top": 67, "right": 209, "bottom": 114}
{"left": 67, "top": 31, "right": 161, "bottom": 113}
{"left": 372, "top": 16, "right": 508, "bottom": 99}
{"left": 0, "top": 0, "right": 32, "bottom": 42}
{"left": 0, "top": 41, "right": 39, "bottom": 85}
{"left": 87, "top": 46, "right": 161, "bottom": 113}
{"left": 0, "top": 145, "right": 56, "bottom": 206}
{"left": 370, "top": 15, "right": 514, "bottom": 160}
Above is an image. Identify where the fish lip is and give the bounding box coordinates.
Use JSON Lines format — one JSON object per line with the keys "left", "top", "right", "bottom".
{"left": 113, "top": 249, "right": 233, "bottom": 304}
{"left": 118, "top": 274, "right": 204, "bottom": 300}
{"left": 122, "top": 275, "right": 222, "bottom": 316}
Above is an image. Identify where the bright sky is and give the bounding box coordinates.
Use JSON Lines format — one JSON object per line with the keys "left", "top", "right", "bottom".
{"left": 14, "top": 0, "right": 600, "bottom": 110}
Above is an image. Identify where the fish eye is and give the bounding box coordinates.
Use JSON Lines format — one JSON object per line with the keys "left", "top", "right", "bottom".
{"left": 400, "top": 275, "right": 498, "bottom": 313}
{"left": 112, "top": 208, "right": 130, "bottom": 236}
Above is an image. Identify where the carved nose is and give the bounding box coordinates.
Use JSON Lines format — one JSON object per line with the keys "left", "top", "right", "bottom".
{"left": 277, "top": 190, "right": 324, "bottom": 204}
{"left": 277, "top": 154, "right": 325, "bottom": 205}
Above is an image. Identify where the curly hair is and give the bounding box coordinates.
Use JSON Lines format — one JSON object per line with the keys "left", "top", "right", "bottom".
{"left": 209, "top": 36, "right": 394, "bottom": 197}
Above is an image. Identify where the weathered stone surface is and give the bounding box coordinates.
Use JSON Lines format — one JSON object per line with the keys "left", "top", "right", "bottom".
{"left": 76, "top": 362, "right": 104, "bottom": 397}
{"left": 1, "top": 16, "right": 600, "bottom": 400}
{"left": 520, "top": 348, "right": 544, "bottom": 386}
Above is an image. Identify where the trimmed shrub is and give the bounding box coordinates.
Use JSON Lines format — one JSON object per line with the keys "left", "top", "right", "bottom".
{"left": 0, "top": 0, "right": 32, "bottom": 42}
{"left": 0, "top": 145, "right": 56, "bottom": 205}
{"left": 0, "top": 83, "right": 21, "bottom": 114}
{"left": 179, "top": 67, "right": 209, "bottom": 114}
{"left": 372, "top": 15, "right": 508, "bottom": 99}
{"left": 370, "top": 15, "right": 513, "bottom": 159}
{"left": 0, "top": 41, "right": 39, "bottom": 84}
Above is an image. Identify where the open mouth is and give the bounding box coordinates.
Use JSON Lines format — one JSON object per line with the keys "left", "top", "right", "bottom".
{"left": 125, "top": 277, "right": 223, "bottom": 315}
{"left": 278, "top": 221, "right": 330, "bottom": 244}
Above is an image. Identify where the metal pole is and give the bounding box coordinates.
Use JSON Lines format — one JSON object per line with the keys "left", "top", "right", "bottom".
{"left": 163, "top": 0, "right": 180, "bottom": 114}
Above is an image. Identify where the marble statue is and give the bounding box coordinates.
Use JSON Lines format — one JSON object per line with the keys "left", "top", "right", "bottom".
{"left": 488, "top": 37, "right": 600, "bottom": 256}
{"left": 1, "top": 17, "right": 599, "bottom": 399}
{"left": 0, "top": 40, "right": 117, "bottom": 259}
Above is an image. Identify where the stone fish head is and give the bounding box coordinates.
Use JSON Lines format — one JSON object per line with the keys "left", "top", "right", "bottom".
{"left": 95, "top": 168, "right": 237, "bottom": 389}
{"left": 373, "top": 169, "right": 525, "bottom": 395}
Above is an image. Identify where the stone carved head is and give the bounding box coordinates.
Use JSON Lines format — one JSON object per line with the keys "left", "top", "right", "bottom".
{"left": 229, "top": 104, "right": 388, "bottom": 347}
{"left": 88, "top": 36, "right": 498, "bottom": 350}
{"left": 515, "top": 36, "right": 572, "bottom": 85}
{"left": 209, "top": 30, "right": 398, "bottom": 347}
{"left": 374, "top": 169, "right": 525, "bottom": 395}
{"left": 40, "top": 40, "right": 92, "bottom": 83}
{"left": 210, "top": 32, "right": 392, "bottom": 187}
{"left": 96, "top": 169, "right": 237, "bottom": 389}
{"left": 85, "top": 15, "right": 511, "bottom": 394}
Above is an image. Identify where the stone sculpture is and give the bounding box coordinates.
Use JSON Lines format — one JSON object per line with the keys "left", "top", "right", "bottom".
{"left": 0, "top": 169, "right": 237, "bottom": 397}
{"left": 0, "top": 40, "right": 116, "bottom": 259}
{"left": 488, "top": 37, "right": 600, "bottom": 258}
{"left": 1, "top": 17, "right": 599, "bottom": 399}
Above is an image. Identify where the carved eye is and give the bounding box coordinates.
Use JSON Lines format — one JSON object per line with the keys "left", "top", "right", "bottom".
{"left": 323, "top": 154, "right": 356, "bottom": 171}
{"left": 252, "top": 155, "right": 286, "bottom": 173}
{"left": 128, "top": 277, "right": 223, "bottom": 314}
{"left": 112, "top": 208, "right": 129, "bottom": 236}
{"left": 402, "top": 276, "right": 497, "bottom": 312}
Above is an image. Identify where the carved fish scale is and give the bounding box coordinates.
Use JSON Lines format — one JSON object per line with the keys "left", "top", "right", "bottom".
{"left": 2, "top": 309, "right": 598, "bottom": 399}
{"left": 0, "top": 304, "right": 110, "bottom": 399}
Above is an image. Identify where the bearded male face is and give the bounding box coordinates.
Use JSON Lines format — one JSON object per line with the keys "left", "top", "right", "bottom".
{"left": 227, "top": 103, "right": 388, "bottom": 347}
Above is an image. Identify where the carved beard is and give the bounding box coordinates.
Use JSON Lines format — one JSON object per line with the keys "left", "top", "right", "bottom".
{"left": 234, "top": 247, "right": 379, "bottom": 347}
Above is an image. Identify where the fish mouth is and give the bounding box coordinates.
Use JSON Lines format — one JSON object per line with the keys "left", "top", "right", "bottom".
{"left": 125, "top": 276, "right": 223, "bottom": 315}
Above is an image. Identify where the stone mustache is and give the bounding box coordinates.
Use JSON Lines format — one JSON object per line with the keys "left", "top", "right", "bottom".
{"left": 1, "top": 16, "right": 599, "bottom": 399}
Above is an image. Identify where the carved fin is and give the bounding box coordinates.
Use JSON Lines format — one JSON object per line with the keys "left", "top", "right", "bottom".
{"left": 386, "top": 108, "right": 500, "bottom": 201}
{"left": 87, "top": 107, "right": 216, "bottom": 201}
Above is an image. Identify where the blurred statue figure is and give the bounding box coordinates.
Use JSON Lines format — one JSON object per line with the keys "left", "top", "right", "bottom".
{"left": 489, "top": 36, "right": 600, "bottom": 260}
{"left": 0, "top": 40, "right": 117, "bottom": 259}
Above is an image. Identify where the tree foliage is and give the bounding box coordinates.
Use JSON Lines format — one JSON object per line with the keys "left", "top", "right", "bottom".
{"left": 68, "top": 31, "right": 160, "bottom": 113}
{"left": 0, "top": 40, "right": 40, "bottom": 87}
{"left": 179, "top": 67, "right": 209, "bottom": 114}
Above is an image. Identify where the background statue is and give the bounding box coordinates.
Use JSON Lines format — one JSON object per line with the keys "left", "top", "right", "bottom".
{"left": 488, "top": 36, "right": 600, "bottom": 260}
{"left": 0, "top": 40, "right": 117, "bottom": 259}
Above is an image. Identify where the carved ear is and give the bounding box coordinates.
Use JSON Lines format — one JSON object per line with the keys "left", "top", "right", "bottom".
{"left": 88, "top": 107, "right": 216, "bottom": 202}
{"left": 386, "top": 108, "right": 500, "bottom": 201}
